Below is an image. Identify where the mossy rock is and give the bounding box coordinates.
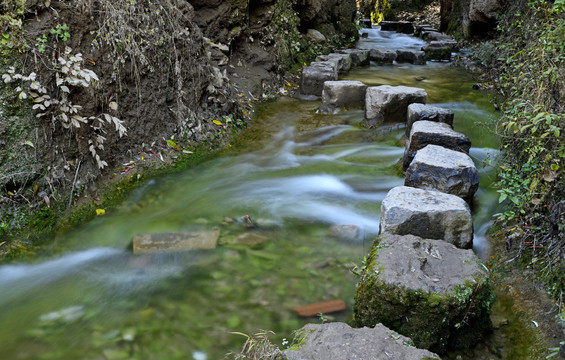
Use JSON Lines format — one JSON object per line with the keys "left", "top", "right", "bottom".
{"left": 354, "top": 233, "right": 494, "bottom": 354}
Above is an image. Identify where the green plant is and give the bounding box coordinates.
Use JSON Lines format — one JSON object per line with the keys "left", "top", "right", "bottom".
{"left": 228, "top": 330, "right": 283, "bottom": 360}
{"left": 50, "top": 24, "right": 71, "bottom": 41}
{"left": 546, "top": 340, "right": 564, "bottom": 358}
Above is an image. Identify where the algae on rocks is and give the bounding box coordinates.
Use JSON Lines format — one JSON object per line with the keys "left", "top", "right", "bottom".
{"left": 354, "top": 233, "right": 494, "bottom": 354}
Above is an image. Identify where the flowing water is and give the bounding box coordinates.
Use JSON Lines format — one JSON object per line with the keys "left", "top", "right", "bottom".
{"left": 0, "top": 28, "right": 535, "bottom": 360}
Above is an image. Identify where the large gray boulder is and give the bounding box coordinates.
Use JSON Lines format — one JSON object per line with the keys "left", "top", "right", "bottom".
{"left": 406, "top": 103, "right": 454, "bottom": 136}
{"left": 380, "top": 186, "right": 473, "bottom": 248}
{"left": 285, "top": 322, "right": 440, "bottom": 360}
{"left": 300, "top": 61, "right": 339, "bottom": 97}
{"left": 380, "top": 21, "right": 415, "bottom": 34}
{"left": 364, "top": 85, "right": 428, "bottom": 128}
{"left": 354, "top": 233, "right": 493, "bottom": 354}
{"left": 319, "top": 80, "right": 367, "bottom": 113}
{"left": 403, "top": 120, "right": 471, "bottom": 170}
{"left": 396, "top": 49, "right": 426, "bottom": 65}
{"left": 315, "top": 53, "right": 353, "bottom": 73}
{"left": 337, "top": 49, "right": 370, "bottom": 67}
{"left": 369, "top": 47, "right": 397, "bottom": 64}
{"left": 405, "top": 144, "right": 479, "bottom": 200}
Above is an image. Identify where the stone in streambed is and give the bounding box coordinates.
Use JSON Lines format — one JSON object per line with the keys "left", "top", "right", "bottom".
{"left": 354, "top": 233, "right": 493, "bottom": 354}
{"left": 403, "top": 120, "right": 471, "bottom": 170}
{"left": 336, "top": 49, "right": 370, "bottom": 67}
{"left": 284, "top": 322, "right": 440, "bottom": 360}
{"left": 329, "top": 224, "right": 360, "bottom": 242}
{"left": 232, "top": 232, "right": 270, "bottom": 247}
{"left": 315, "top": 53, "right": 353, "bottom": 74}
{"left": 299, "top": 61, "right": 339, "bottom": 97}
{"left": 364, "top": 85, "right": 428, "bottom": 128}
{"left": 406, "top": 103, "right": 454, "bottom": 136}
{"left": 380, "top": 21, "right": 415, "bottom": 34}
{"left": 396, "top": 49, "right": 427, "bottom": 65}
{"left": 132, "top": 230, "right": 219, "bottom": 254}
{"left": 319, "top": 80, "right": 367, "bottom": 113}
{"left": 405, "top": 144, "right": 479, "bottom": 200}
{"left": 369, "top": 47, "right": 397, "bottom": 64}
{"left": 380, "top": 186, "right": 473, "bottom": 249}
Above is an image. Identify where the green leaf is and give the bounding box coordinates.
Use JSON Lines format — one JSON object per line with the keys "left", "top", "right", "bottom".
{"left": 550, "top": 163, "right": 560, "bottom": 171}
{"left": 499, "top": 192, "right": 508, "bottom": 203}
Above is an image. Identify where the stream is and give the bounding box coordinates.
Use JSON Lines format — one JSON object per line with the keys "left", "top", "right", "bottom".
{"left": 0, "top": 28, "right": 536, "bottom": 360}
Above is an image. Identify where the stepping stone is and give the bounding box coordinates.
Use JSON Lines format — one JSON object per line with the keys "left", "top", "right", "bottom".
{"left": 292, "top": 299, "right": 347, "bottom": 317}
{"left": 315, "top": 53, "right": 352, "bottom": 73}
{"left": 359, "top": 19, "right": 373, "bottom": 28}
{"left": 364, "top": 85, "right": 428, "bottom": 128}
{"left": 380, "top": 186, "right": 473, "bottom": 248}
{"left": 132, "top": 230, "right": 220, "bottom": 254}
{"left": 300, "top": 61, "right": 339, "bottom": 97}
{"left": 285, "top": 322, "right": 440, "bottom": 359}
{"left": 406, "top": 103, "right": 454, "bottom": 136}
{"left": 422, "top": 31, "right": 453, "bottom": 41}
{"left": 422, "top": 40, "right": 459, "bottom": 61}
{"left": 405, "top": 144, "right": 479, "bottom": 200}
{"left": 415, "top": 24, "right": 436, "bottom": 36}
{"left": 369, "top": 47, "right": 397, "bottom": 64}
{"left": 396, "top": 49, "right": 426, "bottom": 65}
{"left": 354, "top": 233, "right": 493, "bottom": 354}
{"left": 380, "top": 20, "right": 415, "bottom": 34}
{"left": 403, "top": 120, "right": 471, "bottom": 170}
{"left": 336, "top": 49, "right": 370, "bottom": 67}
{"left": 319, "top": 80, "right": 367, "bottom": 113}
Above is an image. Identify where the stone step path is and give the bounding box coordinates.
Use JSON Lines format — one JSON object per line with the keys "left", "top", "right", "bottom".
{"left": 292, "top": 21, "right": 491, "bottom": 358}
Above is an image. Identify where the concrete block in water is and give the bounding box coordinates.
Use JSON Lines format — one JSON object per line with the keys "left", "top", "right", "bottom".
{"left": 132, "top": 230, "right": 220, "bottom": 254}
{"left": 315, "top": 53, "right": 353, "bottom": 73}
{"left": 405, "top": 144, "right": 479, "bottom": 199}
{"left": 369, "top": 47, "right": 397, "bottom": 64}
{"left": 299, "top": 61, "right": 339, "bottom": 97}
{"left": 380, "top": 186, "right": 473, "bottom": 248}
{"left": 396, "top": 49, "right": 426, "bottom": 65}
{"left": 364, "top": 85, "right": 428, "bottom": 128}
{"left": 320, "top": 80, "right": 367, "bottom": 113}
{"left": 406, "top": 103, "right": 454, "bottom": 136}
{"left": 336, "top": 49, "right": 370, "bottom": 67}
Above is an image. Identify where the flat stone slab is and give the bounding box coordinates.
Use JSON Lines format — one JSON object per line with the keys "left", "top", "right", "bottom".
{"left": 423, "top": 45, "right": 452, "bottom": 61}
{"left": 405, "top": 144, "right": 479, "bottom": 199}
{"left": 300, "top": 61, "right": 339, "bottom": 97}
{"left": 292, "top": 299, "right": 346, "bottom": 317}
{"left": 380, "top": 21, "right": 415, "bottom": 34}
{"left": 284, "top": 322, "right": 440, "bottom": 360}
{"left": 337, "top": 49, "right": 370, "bottom": 67}
{"left": 132, "top": 230, "right": 219, "bottom": 254}
{"left": 364, "top": 85, "right": 428, "bottom": 128}
{"left": 320, "top": 80, "right": 367, "bottom": 113}
{"left": 406, "top": 103, "right": 454, "bottom": 136}
{"left": 354, "top": 233, "right": 492, "bottom": 353}
{"left": 380, "top": 186, "right": 473, "bottom": 248}
{"left": 403, "top": 120, "right": 471, "bottom": 170}
{"left": 315, "top": 53, "right": 352, "bottom": 73}
{"left": 396, "top": 49, "right": 426, "bottom": 65}
{"left": 369, "top": 47, "right": 397, "bottom": 64}
{"left": 422, "top": 31, "right": 454, "bottom": 42}
{"left": 329, "top": 224, "right": 361, "bottom": 242}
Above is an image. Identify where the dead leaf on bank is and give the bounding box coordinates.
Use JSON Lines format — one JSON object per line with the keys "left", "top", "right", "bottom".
{"left": 543, "top": 169, "right": 558, "bottom": 182}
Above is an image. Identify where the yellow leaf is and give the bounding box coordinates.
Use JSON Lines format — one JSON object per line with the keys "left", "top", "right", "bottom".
{"left": 108, "top": 101, "right": 118, "bottom": 111}
{"left": 166, "top": 139, "right": 180, "bottom": 151}
{"left": 96, "top": 209, "right": 106, "bottom": 216}
{"left": 212, "top": 119, "right": 223, "bottom": 127}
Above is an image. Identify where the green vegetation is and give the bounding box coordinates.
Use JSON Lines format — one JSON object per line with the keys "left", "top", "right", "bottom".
{"left": 471, "top": 0, "right": 565, "bottom": 312}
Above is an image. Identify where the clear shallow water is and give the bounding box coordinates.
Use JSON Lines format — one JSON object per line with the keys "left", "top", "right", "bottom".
{"left": 0, "top": 30, "right": 513, "bottom": 360}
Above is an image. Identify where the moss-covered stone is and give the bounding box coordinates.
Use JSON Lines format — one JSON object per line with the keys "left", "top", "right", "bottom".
{"left": 354, "top": 233, "right": 494, "bottom": 354}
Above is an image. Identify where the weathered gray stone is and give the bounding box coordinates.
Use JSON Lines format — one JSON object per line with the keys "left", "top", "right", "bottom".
{"left": 315, "top": 53, "right": 353, "bottom": 73}
{"left": 336, "top": 49, "right": 370, "bottom": 67}
{"left": 406, "top": 103, "right": 454, "bottom": 136}
{"left": 284, "top": 322, "right": 440, "bottom": 360}
{"left": 232, "top": 232, "right": 270, "bottom": 247}
{"left": 380, "top": 21, "right": 415, "bottom": 34}
{"left": 428, "top": 39, "right": 460, "bottom": 51}
{"left": 423, "top": 46, "right": 452, "bottom": 61}
{"left": 306, "top": 29, "right": 327, "bottom": 43}
{"left": 354, "top": 233, "right": 493, "bottom": 354}
{"left": 364, "top": 85, "right": 428, "bottom": 128}
{"left": 300, "top": 61, "right": 339, "bottom": 97}
{"left": 380, "top": 186, "right": 473, "bottom": 248}
{"left": 369, "top": 47, "right": 397, "bottom": 64}
{"left": 329, "top": 224, "right": 361, "bottom": 242}
{"left": 320, "top": 80, "right": 367, "bottom": 113}
{"left": 422, "top": 31, "right": 454, "bottom": 41}
{"left": 403, "top": 120, "right": 471, "bottom": 170}
{"left": 132, "top": 230, "right": 219, "bottom": 254}
{"left": 396, "top": 49, "right": 426, "bottom": 65}
{"left": 415, "top": 24, "right": 436, "bottom": 36}
{"left": 469, "top": 0, "right": 503, "bottom": 22}
{"left": 405, "top": 144, "right": 479, "bottom": 199}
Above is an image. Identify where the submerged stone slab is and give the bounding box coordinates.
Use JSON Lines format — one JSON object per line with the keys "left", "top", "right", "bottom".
{"left": 300, "top": 61, "right": 339, "bottom": 97}
{"left": 132, "top": 230, "right": 220, "bottom": 254}
{"left": 320, "top": 80, "right": 367, "bottom": 113}
{"left": 403, "top": 120, "right": 471, "bottom": 170}
{"left": 336, "top": 49, "right": 370, "bottom": 67}
{"left": 285, "top": 322, "right": 440, "bottom": 360}
{"left": 405, "top": 144, "right": 479, "bottom": 199}
{"left": 364, "top": 85, "right": 428, "bottom": 128}
{"left": 369, "top": 47, "right": 397, "bottom": 64}
{"left": 315, "top": 53, "right": 352, "bottom": 73}
{"left": 406, "top": 103, "right": 454, "bottom": 136}
{"left": 354, "top": 233, "right": 493, "bottom": 354}
{"left": 380, "top": 186, "right": 473, "bottom": 248}
{"left": 329, "top": 224, "right": 361, "bottom": 242}
{"left": 380, "top": 21, "right": 415, "bottom": 34}
{"left": 396, "top": 49, "right": 426, "bottom": 65}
